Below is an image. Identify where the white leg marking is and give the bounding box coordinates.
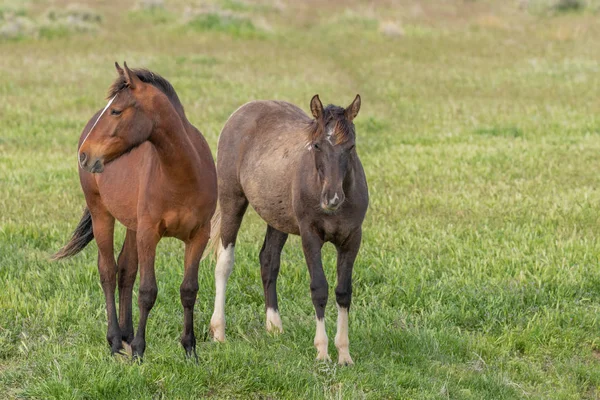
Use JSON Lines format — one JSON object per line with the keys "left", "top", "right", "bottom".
{"left": 266, "top": 308, "right": 283, "bottom": 333}
{"left": 210, "top": 242, "right": 234, "bottom": 342}
{"left": 335, "top": 304, "right": 353, "bottom": 365}
{"left": 78, "top": 95, "right": 117, "bottom": 167}
{"left": 314, "top": 317, "right": 330, "bottom": 361}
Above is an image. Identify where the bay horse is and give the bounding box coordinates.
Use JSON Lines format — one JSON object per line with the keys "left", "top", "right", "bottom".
{"left": 208, "top": 95, "right": 368, "bottom": 364}
{"left": 53, "top": 62, "right": 217, "bottom": 360}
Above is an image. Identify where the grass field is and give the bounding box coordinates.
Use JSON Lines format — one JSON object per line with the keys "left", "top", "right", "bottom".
{"left": 3, "top": 0, "right": 600, "bottom": 398}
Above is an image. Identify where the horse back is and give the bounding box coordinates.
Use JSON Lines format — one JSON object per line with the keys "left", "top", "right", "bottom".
{"left": 217, "top": 100, "right": 312, "bottom": 234}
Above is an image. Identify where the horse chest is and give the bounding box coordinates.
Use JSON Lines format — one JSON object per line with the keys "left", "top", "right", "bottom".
{"left": 318, "top": 214, "right": 355, "bottom": 243}
{"left": 161, "top": 209, "right": 198, "bottom": 238}
{"left": 142, "top": 191, "right": 207, "bottom": 238}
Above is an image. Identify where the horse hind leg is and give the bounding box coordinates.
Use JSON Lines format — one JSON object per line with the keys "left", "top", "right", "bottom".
{"left": 89, "top": 206, "right": 122, "bottom": 355}
{"left": 209, "top": 195, "right": 248, "bottom": 342}
{"left": 117, "top": 229, "right": 138, "bottom": 350}
{"left": 180, "top": 226, "right": 210, "bottom": 359}
{"left": 260, "top": 225, "right": 288, "bottom": 334}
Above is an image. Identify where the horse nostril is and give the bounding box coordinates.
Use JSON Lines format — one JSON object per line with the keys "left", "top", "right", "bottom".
{"left": 91, "top": 159, "right": 104, "bottom": 173}
{"left": 79, "top": 152, "right": 88, "bottom": 166}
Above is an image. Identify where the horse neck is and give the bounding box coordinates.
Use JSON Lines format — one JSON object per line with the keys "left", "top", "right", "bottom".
{"left": 148, "top": 109, "right": 199, "bottom": 182}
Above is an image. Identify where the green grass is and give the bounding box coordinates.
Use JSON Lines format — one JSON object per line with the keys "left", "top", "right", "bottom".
{"left": 187, "top": 13, "right": 262, "bottom": 39}
{"left": 2, "top": 0, "right": 600, "bottom": 398}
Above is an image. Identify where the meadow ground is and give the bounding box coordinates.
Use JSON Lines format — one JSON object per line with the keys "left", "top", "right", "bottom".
{"left": 2, "top": 0, "right": 600, "bottom": 398}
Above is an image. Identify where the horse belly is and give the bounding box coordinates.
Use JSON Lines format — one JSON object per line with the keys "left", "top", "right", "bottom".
{"left": 95, "top": 149, "right": 142, "bottom": 230}
{"left": 241, "top": 168, "right": 300, "bottom": 235}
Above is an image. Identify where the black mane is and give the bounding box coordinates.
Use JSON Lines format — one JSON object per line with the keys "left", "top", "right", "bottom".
{"left": 107, "top": 69, "right": 185, "bottom": 117}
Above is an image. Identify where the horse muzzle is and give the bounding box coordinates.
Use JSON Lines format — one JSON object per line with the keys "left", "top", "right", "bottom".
{"left": 321, "top": 190, "right": 345, "bottom": 212}
{"left": 79, "top": 152, "right": 105, "bottom": 173}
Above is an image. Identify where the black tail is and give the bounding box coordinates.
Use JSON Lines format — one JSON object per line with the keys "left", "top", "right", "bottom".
{"left": 52, "top": 208, "right": 94, "bottom": 260}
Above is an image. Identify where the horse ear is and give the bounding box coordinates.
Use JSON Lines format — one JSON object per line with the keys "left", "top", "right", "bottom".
{"left": 310, "top": 94, "right": 323, "bottom": 120}
{"left": 345, "top": 94, "right": 361, "bottom": 122}
{"left": 123, "top": 61, "right": 141, "bottom": 89}
{"left": 115, "top": 62, "right": 124, "bottom": 76}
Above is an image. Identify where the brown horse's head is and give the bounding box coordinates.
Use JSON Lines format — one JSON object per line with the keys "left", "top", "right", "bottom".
{"left": 309, "top": 94, "right": 361, "bottom": 212}
{"left": 78, "top": 62, "right": 158, "bottom": 173}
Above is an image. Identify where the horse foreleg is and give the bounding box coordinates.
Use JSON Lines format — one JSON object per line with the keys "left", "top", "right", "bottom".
{"left": 301, "top": 227, "right": 329, "bottom": 361}
{"left": 180, "top": 226, "right": 210, "bottom": 359}
{"left": 334, "top": 228, "right": 361, "bottom": 366}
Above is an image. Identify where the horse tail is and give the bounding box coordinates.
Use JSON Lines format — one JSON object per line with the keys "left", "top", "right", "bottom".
{"left": 202, "top": 204, "right": 222, "bottom": 261}
{"left": 52, "top": 208, "right": 94, "bottom": 260}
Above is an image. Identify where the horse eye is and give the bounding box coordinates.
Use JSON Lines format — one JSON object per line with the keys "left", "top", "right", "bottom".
{"left": 314, "top": 143, "right": 321, "bottom": 150}
{"left": 348, "top": 144, "right": 355, "bottom": 151}
{"left": 111, "top": 109, "right": 122, "bottom": 116}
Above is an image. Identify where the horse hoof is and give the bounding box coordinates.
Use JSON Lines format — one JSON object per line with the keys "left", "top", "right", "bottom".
{"left": 211, "top": 332, "right": 225, "bottom": 343}
{"left": 266, "top": 309, "right": 284, "bottom": 334}
{"left": 337, "top": 353, "right": 354, "bottom": 366}
{"left": 131, "top": 339, "right": 146, "bottom": 361}
{"left": 109, "top": 340, "right": 124, "bottom": 356}
{"left": 315, "top": 351, "right": 331, "bottom": 362}
{"left": 209, "top": 319, "right": 226, "bottom": 343}
{"left": 266, "top": 324, "right": 284, "bottom": 335}
{"left": 185, "top": 348, "right": 199, "bottom": 363}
